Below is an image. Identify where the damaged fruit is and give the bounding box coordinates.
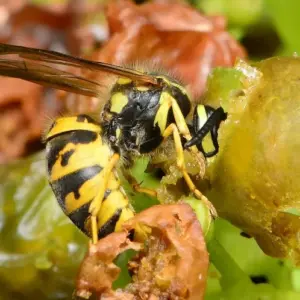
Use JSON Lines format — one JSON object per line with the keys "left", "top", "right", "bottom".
{"left": 76, "top": 204, "right": 209, "bottom": 300}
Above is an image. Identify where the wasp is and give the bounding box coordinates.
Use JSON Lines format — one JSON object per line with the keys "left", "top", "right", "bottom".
{"left": 0, "top": 43, "right": 226, "bottom": 243}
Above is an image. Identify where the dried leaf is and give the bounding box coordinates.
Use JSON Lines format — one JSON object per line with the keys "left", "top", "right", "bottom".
{"left": 124, "top": 203, "right": 209, "bottom": 300}
{"left": 0, "top": 0, "right": 106, "bottom": 163}
{"left": 0, "top": 78, "right": 44, "bottom": 163}
{"left": 76, "top": 232, "right": 141, "bottom": 299}
{"left": 93, "top": 0, "right": 246, "bottom": 97}
{"left": 76, "top": 203, "right": 208, "bottom": 300}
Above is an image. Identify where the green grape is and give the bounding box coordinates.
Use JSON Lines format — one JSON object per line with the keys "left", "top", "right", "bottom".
{"left": 195, "top": 0, "right": 263, "bottom": 37}
{"left": 205, "top": 219, "right": 300, "bottom": 299}
{"left": 184, "top": 196, "right": 214, "bottom": 240}
{"left": 265, "top": 0, "right": 300, "bottom": 55}
{"left": 203, "top": 58, "right": 300, "bottom": 262}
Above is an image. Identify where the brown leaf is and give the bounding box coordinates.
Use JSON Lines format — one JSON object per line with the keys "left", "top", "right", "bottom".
{"left": 107, "top": 0, "right": 215, "bottom": 33}
{"left": 76, "top": 232, "right": 141, "bottom": 299}
{"left": 76, "top": 204, "right": 208, "bottom": 300}
{"left": 92, "top": 0, "right": 246, "bottom": 98}
{"left": 124, "top": 203, "right": 209, "bottom": 300}
{"left": 0, "top": 0, "right": 104, "bottom": 162}
{"left": 0, "top": 78, "right": 44, "bottom": 163}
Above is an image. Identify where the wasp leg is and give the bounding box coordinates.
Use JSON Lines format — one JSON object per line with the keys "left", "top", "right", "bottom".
{"left": 89, "top": 153, "right": 120, "bottom": 244}
{"left": 170, "top": 98, "right": 206, "bottom": 160}
{"left": 167, "top": 99, "right": 217, "bottom": 217}
{"left": 163, "top": 123, "right": 217, "bottom": 216}
{"left": 123, "top": 171, "right": 157, "bottom": 198}
{"left": 132, "top": 183, "right": 157, "bottom": 198}
{"left": 163, "top": 124, "right": 185, "bottom": 168}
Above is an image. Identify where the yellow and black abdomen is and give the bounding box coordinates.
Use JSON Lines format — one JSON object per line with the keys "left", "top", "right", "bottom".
{"left": 45, "top": 114, "right": 134, "bottom": 238}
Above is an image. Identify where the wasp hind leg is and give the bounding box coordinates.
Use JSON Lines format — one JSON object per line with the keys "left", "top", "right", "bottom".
{"left": 89, "top": 153, "right": 120, "bottom": 244}
{"left": 165, "top": 99, "right": 217, "bottom": 217}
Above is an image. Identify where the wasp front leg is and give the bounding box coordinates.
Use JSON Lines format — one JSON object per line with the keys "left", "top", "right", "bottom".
{"left": 162, "top": 122, "right": 217, "bottom": 217}
{"left": 89, "top": 153, "right": 120, "bottom": 244}
{"left": 167, "top": 98, "right": 217, "bottom": 217}
{"left": 170, "top": 98, "right": 204, "bottom": 156}
{"left": 154, "top": 93, "right": 216, "bottom": 216}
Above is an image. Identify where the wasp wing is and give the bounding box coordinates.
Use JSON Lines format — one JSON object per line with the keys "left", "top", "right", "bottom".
{"left": 0, "top": 58, "right": 104, "bottom": 97}
{"left": 0, "top": 43, "right": 158, "bottom": 86}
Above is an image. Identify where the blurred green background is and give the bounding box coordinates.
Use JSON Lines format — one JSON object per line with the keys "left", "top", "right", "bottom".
{"left": 193, "top": 0, "right": 300, "bottom": 58}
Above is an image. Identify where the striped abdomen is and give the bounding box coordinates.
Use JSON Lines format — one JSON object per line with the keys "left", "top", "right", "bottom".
{"left": 45, "top": 114, "right": 134, "bottom": 238}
